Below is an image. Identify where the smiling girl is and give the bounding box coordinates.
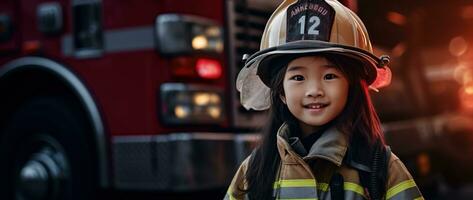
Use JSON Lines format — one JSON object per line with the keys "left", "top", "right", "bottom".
{"left": 225, "top": 0, "right": 423, "bottom": 200}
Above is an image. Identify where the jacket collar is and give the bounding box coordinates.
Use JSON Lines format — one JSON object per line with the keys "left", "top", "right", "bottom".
{"left": 276, "top": 123, "right": 349, "bottom": 167}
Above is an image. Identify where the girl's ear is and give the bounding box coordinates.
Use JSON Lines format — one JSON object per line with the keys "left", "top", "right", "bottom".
{"left": 280, "top": 94, "right": 287, "bottom": 104}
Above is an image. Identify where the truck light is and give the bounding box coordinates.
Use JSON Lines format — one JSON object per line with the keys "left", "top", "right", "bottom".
{"left": 196, "top": 58, "right": 222, "bottom": 79}
{"left": 174, "top": 105, "right": 191, "bottom": 119}
{"left": 194, "top": 92, "right": 211, "bottom": 106}
{"left": 170, "top": 57, "right": 222, "bottom": 79}
{"left": 207, "top": 106, "right": 222, "bottom": 119}
{"left": 170, "top": 57, "right": 195, "bottom": 77}
{"left": 155, "top": 14, "right": 223, "bottom": 55}
{"left": 459, "top": 83, "right": 473, "bottom": 111}
{"left": 22, "top": 40, "right": 41, "bottom": 54}
{"left": 209, "top": 93, "right": 220, "bottom": 104}
{"left": 192, "top": 35, "right": 208, "bottom": 50}
{"left": 160, "top": 83, "right": 225, "bottom": 125}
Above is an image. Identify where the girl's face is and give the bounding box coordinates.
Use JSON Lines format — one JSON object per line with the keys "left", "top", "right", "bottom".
{"left": 281, "top": 55, "right": 349, "bottom": 135}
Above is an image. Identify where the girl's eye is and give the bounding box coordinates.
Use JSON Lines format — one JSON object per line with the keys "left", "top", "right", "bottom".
{"left": 324, "top": 73, "right": 338, "bottom": 80}
{"left": 290, "top": 75, "right": 305, "bottom": 81}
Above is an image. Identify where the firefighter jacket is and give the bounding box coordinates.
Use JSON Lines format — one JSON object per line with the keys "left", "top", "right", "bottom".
{"left": 224, "top": 123, "right": 424, "bottom": 200}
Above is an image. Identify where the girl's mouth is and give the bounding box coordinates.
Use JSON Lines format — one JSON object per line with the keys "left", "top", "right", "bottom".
{"left": 303, "top": 103, "right": 329, "bottom": 109}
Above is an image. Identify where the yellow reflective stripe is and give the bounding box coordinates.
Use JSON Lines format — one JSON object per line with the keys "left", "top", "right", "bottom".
{"left": 414, "top": 197, "right": 425, "bottom": 200}
{"left": 316, "top": 183, "right": 329, "bottom": 192}
{"left": 226, "top": 188, "right": 236, "bottom": 200}
{"left": 386, "top": 179, "right": 417, "bottom": 199}
{"left": 274, "top": 179, "right": 317, "bottom": 188}
{"left": 344, "top": 182, "right": 366, "bottom": 197}
{"left": 226, "top": 193, "right": 236, "bottom": 200}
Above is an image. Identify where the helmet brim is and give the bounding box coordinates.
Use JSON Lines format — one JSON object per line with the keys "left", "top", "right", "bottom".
{"left": 244, "top": 40, "right": 384, "bottom": 86}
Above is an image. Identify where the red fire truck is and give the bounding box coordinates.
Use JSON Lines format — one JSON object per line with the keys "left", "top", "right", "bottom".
{"left": 0, "top": 0, "right": 291, "bottom": 199}
{"left": 4, "top": 0, "right": 436, "bottom": 199}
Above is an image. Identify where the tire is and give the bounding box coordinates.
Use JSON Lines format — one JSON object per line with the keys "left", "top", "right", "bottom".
{"left": 0, "top": 97, "right": 96, "bottom": 200}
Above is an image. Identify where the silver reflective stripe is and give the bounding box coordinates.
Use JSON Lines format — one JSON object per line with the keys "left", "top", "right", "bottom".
{"left": 344, "top": 190, "right": 366, "bottom": 200}
{"left": 223, "top": 193, "right": 231, "bottom": 200}
{"left": 317, "top": 189, "right": 331, "bottom": 199}
{"left": 278, "top": 187, "right": 318, "bottom": 199}
{"left": 276, "top": 187, "right": 367, "bottom": 200}
{"left": 273, "top": 181, "right": 369, "bottom": 200}
{"left": 387, "top": 187, "right": 423, "bottom": 200}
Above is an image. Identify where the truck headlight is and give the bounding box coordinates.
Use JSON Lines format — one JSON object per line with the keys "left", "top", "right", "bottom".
{"left": 160, "top": 83, "right": 225, "bottom": 124}
{"left": 155, "top": 14, "right": 223, "bottom": 55}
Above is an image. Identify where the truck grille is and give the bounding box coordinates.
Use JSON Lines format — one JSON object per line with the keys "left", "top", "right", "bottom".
{"left": 233, "top": 5, "right": 269, "bottom": 59}
{"left": 226, "top": 0, "right": 276, "bottom": 128}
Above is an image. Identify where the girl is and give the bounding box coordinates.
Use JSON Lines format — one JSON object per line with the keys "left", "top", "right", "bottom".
{"left": 226, "top": 0, "right": 423, "bottom": 200}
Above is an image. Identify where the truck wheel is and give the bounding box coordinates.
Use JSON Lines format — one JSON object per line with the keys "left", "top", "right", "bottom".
{"left": 0, "top": 97, "right": 96, "bottom": 200}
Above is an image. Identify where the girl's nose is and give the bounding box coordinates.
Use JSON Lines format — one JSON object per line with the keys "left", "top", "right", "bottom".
{"left": 305, "top": 84, "right": 324, "bottom": 98}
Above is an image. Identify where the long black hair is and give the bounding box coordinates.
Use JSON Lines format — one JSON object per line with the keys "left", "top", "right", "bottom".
{"left": 243, "top": 53, "right": 385, "bottom": 200}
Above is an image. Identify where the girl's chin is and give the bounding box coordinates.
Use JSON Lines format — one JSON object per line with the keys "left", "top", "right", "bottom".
{"left": 298, "top": 120, "right": 330, "bottom": 134}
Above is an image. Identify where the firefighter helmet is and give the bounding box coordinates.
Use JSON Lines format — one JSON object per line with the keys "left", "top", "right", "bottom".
{"left": 236, "top": 0, "right": 392, "bottom": 110}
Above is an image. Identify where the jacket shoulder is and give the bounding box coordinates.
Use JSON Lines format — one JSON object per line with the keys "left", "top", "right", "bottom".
{"left": 224, "top": 155, "right": 252, "bottom": 200}
{"left": 385, "top": 151, "right": 424, "bottom": 200}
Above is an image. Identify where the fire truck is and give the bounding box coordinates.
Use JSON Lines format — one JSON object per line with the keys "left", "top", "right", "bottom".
{"left": 3, "top": 0, "right": 471, "bottom": 199}
{"left": 0, "top": 0, "right": 289, "bottom": 199}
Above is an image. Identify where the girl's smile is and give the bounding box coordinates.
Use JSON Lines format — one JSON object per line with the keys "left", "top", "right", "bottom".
{"left": 303, "top": 102, "right": 329, "bottom": 113}
{"left": 303, "top": 102, "right": 329, "bottom": 109}
{"left": 281, "top": 55, "right": 349, "bottom": 136}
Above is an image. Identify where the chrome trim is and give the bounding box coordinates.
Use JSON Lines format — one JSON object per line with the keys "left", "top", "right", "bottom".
{"left": 112, "top": 132, "right": 260, "bottom": 190}
{"left": 72, "top": 0, "right": 100, "bottom": 6}
{"left": 0, "top": 57, "right": 109, "bottom": 187}
{"left": 160, "top": 82, "right": 224, "bottom": 93}
{"left": 105, "top": 26, "right": 154, "bottom": 53}
{"left": 62, "top": 26, "right": 155, "bottom": 57}
{"left": 156, "top": 14, "right": 220, "bottom": 26}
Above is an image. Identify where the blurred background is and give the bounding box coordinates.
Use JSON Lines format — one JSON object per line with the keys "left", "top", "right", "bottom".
{"left": 0, "top": 0, "right": 472, "bottom": 199}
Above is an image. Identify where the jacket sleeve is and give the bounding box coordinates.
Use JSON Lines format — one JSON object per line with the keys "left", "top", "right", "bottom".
{"left": 385, "top": 152, "right": 424, "bottom": 200}
{"left": 223, "top": 155, "right": 251, "bottom": 200}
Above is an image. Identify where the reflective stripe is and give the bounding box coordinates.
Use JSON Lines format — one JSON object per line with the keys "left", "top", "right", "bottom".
{"left": 278, "top": 187, "right": 318, "bottom": 199}
{"left": 387, "top": 186, "right": 423, "bottom": 200}
{"left": 272, "top": 180, "right": 368, "bottom": 200}
{"left": 274, "top": 179, "right": 317, "bottom": 188}
{"left": 344, "top": 182, "right": 365, "bottom": 197}
{"left": 224, "top": 193, "right": 233, "bottom": 200}
{"left": 344, "top": 190, "right": 366, "bottom": 200}
{"left": 386, "top": 179, "right": 419, "bottom": 199}
{"left": 315, "top": 183, "right": 330, "bottom": 199}
{"left": 225, "top": 188, "right": 236, "bottom": 200}
{"left": 273, "top": 179, "right": 318, "bottom": 199}
{"left": 317, "top": 183, "right": 329, "bottom": 192}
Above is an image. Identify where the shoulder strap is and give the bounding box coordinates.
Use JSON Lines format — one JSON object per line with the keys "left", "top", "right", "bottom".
{"left": 335, "top": 138, "right": 390, "bottom": 200}
{"left": 358, "top": 144, "right": 391, "bottom": 200}
{"left": 330, "top": 172, "right": 345, "bottom": 200}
